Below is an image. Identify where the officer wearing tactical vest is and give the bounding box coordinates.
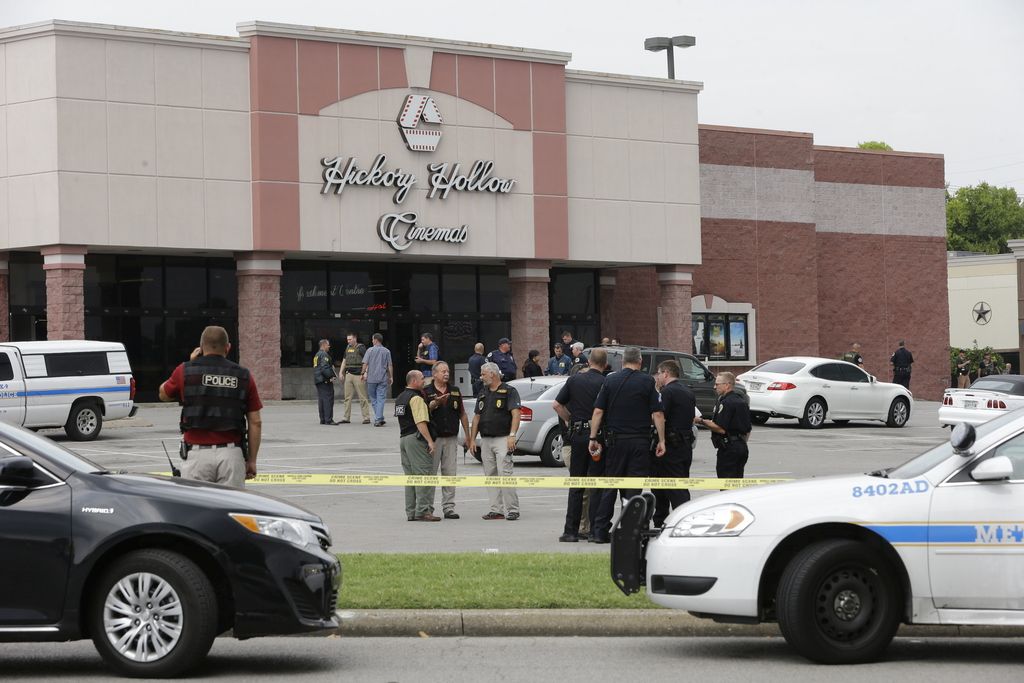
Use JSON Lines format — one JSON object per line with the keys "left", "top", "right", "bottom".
{"left": 842, "top": 343, "right": 864, "bottom": 368}
{"left": 469, "top": 362, "right": 521, "bottom": 520}
{"left": 159, "top": 326, "right": 263, "bottom": 488}
{"left": 395, "top": 370, "right": 439, "bottom": 522}
{"left": 339, "top": 333, "right": 371, "bottom": 424}
{"left": 424, "top": 361, "right": 471, "bottom": 520}
{"left": 652, "top": 359, "right": 698, "bottom": 528}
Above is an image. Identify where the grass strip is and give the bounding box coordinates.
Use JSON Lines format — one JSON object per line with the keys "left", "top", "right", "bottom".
{"left": 338, "top": 553, "right": 658, "bottom": 609}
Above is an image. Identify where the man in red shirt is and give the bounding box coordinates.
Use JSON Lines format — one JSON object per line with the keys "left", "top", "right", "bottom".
{"left": 159, "top": 326, "right": 263, "bottom": 487}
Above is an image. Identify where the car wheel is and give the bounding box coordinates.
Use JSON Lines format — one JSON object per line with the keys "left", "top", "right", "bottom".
{"left": 65, "top": 401, "right": 103, "bottom": 441}
{"left": 89, "top": 549, "right": 218, "bottom": 678}
{"left": 539, "top": 429, "right": 564, "bottom": 467}
{"left": 751, "top": 412, "right": 770, "bottom": 425}
{"left": 776, "top": 539, "right": 901, "bottom": 664}
{"left": 886, "top": 397, "right": 910, "bottom": 428}
{"left": 798, "top": 398, "right": 827, "bottom": 429}
{"left": 832, "top": 420, "right": 850, "bottom": 425}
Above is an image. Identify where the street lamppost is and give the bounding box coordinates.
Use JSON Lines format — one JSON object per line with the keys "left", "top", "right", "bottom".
{"left": 644, "top": 35, "right": 696, "bottom": 79}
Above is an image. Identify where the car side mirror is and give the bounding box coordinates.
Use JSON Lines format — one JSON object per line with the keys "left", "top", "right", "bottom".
{"left": 869, "top": 375, "right": 876, "bottom": 383}
{"left": 971, "top": 455, "right": 1014, "bottom": 482}
{"left": 0, "top": 455, "right": 36, "bottom": 485}
{"left": 950, "top": 423, "right": 976, "bottom": 455}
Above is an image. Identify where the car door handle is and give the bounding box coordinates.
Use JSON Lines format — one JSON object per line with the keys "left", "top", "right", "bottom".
{"left": 851, "top": 387, "right": 859, "bottom": 391}
{"left": 822, "top": 384, "right": 831, "bottom": 388}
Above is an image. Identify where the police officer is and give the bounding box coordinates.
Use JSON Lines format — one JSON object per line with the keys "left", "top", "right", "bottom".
{"left": 546, "top": 343, "right": 571, "bottom": 375}
{"left": 698, "top": 371, "right": 751, "bottom": 480}
{"left": 553, "top": 348, "right": 608, "bottom": 542}
{"left": 469, "top": 362, "right": 521, "bottom": 520}
{"left": 159, "top": 326, "right": 263, "bottom": 488}
{"left": 468, "top": 342, "right": 486, "bottom": 396}
{"left": 889, "top": 340, "right": 914, "bottom": 389}
{"left": 652, "top": 360, "right": 697, "bottom": 527}
{"left": 339, "top": 333, "right": 371, "bottom": 424}
{"left": 842, "top": 343, "right": 864, "bottom": 368}
{"left": 424, "top": 361, "right": 471, "bottom": 520}
{"left": 588, "top": 346, "right": 665, "bottom": 543}
{"left": 486, "top": 337, "right": 517, "bottom": 382}
{"left": 569, "top": 342, "right": 588, "bottom": 374}
{"left": 312, "top": 339, "right": 337, "bottom": 425}
{"left": 395, "top": 370, "right": 439, "bottom": 522}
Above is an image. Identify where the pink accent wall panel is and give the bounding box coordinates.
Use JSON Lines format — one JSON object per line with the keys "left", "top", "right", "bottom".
{"left": 250, "top": 113, "right": 298, "bottom": 182}
{"left": 297, "top": 41, "right": 339, "bottom": 115}
{"left": 429, "top": 52, "right": 458, "bottom": 95}
{"left": 532, "top": 132, "right": 567, "bottom": 196}
{"left": 530, "top": 63, "right": 565, "bottom": 133}
{"left": 494, "top": 59, "right": 531, "bottom": 130}
{"left": 378, "top": 47, "right": 408, "bottom": 90}
{"left": 252, "top": 183, "right": 300, "bottom": 251}
{"left": 533, "top": 196, "right": 568, "bottom": 260}
{"left": 249, "top": 36, "right": 297, "bottom": 114}
{"left": 456, "top": 55, "right": 495, "bottom": 111}
{"left": 339, "top": 44, "right": 379, "bottom": 100}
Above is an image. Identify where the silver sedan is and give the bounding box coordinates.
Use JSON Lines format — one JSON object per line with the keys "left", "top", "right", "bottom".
{"left": 461, "top": 376, "right": 569, "bottom": 467}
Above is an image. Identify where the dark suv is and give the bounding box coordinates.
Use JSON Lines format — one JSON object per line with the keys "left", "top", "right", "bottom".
{"left": 0, "top": 423, "right": 340, "bottom": 678}
{"left": 585, "top": 346, "right": 718, "bottom": 415}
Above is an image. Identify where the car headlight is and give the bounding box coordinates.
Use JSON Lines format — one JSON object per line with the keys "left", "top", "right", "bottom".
{"left": 230, "top": 513, "right": 319, "bottom": 549}
{"left": 668, "top": 504, "right": 754, "bottom": 538}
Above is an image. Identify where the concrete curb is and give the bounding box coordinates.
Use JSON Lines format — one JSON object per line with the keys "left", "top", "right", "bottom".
{"left": 330, "top": 610, "right": 1024, "bottom": 638}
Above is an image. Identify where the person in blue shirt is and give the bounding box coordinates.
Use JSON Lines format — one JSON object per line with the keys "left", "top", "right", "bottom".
{"left": 547, "top": 343, "right": 570, "bottom": 375}
{"left": 486, "top": 337, "right": 517, "bottom": 382}
{"left": 415, "top": 332, "right": 440, "bottom": 378}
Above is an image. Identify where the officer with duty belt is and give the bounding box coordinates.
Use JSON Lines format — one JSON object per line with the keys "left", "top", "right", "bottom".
{"left": 588, "top": 346, "right": 665, "bottom": 543}
{"left": 394, "top": 370, "right": 438, "bottom": 522}
{"left": 698, "top": 371, "right": 752, "bottom": 479}
{"left": 553, "top": 348, "right": 608, "bottom": 542}
{"left": 423, "top": 361, "right": 470, "bottom": 520}
{"left": 651, "top": 359, "right": 697, "bottom": 528}
{"left": 159, "top": 325, "right": 263, "bottom": 488}
{"left": 469, "top": 362, "right": 521, "bottom": 521}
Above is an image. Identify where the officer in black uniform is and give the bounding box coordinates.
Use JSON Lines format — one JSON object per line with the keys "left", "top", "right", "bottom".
{"left": 889, "top": 340, "right": 914, "bottom": 389}
{"left": 588, "top": 346, "right": 665, "bottom": 543}
{"left": 553, "top": 348, "right": 608, "bottom": 542}
{"left": 486, "top": 337, "right": 517, "bottom": 382}
{"left": 651, "top": 359, "right": 697, "bottom": 528}
{"left": 698, "top": 371, "right": 752, "bottom": 480}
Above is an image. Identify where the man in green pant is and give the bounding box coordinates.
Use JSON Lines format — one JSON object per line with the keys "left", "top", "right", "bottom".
{"left": 395, "top": 370, "right": 439, "bottom": 521}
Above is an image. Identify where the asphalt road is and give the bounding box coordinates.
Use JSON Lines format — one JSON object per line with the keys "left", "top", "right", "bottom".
{"left": 54, "top": 399, "right": 950, "bottom": 554}
{"left": 3, "top": 636, "right": 1022, "bottom": 682}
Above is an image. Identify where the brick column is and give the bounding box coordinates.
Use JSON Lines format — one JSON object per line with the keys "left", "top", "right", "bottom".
{"left": 237, "top": 252, "right": 283, "bottom": 400}
{"left": 599, "top": 270, "right": 616, "bottom": 341}
{"left": 41, "top": 245, "right": 87, "bottom": 340}
{"left": 508, "top": 260, "right": 551, "bottom": 368}
{"left": 656, "top": 265, "right": 693, "bottom": 351}
{"left": 0, "top": 254, "right": 8, "bottom": 342}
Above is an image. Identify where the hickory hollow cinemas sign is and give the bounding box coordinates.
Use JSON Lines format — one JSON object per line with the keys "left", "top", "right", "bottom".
{"left": 320, "top": 94, "right": 516, "bottom": 252}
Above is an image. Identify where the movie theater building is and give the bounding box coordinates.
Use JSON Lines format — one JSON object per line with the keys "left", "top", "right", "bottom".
{"left": 0, "top": 20, "right": 949, "bottom": 400}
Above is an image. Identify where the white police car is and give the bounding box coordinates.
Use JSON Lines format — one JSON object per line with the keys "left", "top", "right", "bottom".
{"left": 611, "top": 410, "right": 1024, "bottom": 664}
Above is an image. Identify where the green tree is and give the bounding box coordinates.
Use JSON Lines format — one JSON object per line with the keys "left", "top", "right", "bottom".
{"left": 858, "top": 140, "right": 893, "bottom": 151}
{"left": 946, "top": 183, "right": 1024, "bottom": 254}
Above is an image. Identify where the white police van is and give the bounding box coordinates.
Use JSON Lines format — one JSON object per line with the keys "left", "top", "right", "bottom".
{"left": 0, "top": 341, "right": 136, "bottom": 441}
{"left": 612, "top": 413, "right": 1024, "bottom": 664}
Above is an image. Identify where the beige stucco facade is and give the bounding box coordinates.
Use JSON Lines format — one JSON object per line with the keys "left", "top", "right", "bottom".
{"left": 947, "top": 252, "right": 1017, "bottom": 351}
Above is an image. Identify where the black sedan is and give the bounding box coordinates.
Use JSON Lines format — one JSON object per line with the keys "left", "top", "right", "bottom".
{"left": 0, "top": 423, "right": 340, "bottom": 677}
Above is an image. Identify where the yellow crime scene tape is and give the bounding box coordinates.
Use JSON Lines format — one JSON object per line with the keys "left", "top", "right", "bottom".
{"left": 155, "top": 472, "right": 791, "bottom": 490}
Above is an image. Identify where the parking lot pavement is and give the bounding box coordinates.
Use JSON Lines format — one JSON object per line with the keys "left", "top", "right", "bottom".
{"left": 55, "top": 399, "right": 948, "bottom": 554}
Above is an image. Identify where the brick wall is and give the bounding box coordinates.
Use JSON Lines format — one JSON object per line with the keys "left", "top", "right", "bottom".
{"left": 510, "top": 277, "right": 551, "bottom": 368}
{"left": 44, "top": 268, "right": 85, "bottom": 340}
{"left": 612, "top": 267, "right": 659, "bottom": 347}
{"left": 238, "top": 272, "right": 282, "bottom": 399}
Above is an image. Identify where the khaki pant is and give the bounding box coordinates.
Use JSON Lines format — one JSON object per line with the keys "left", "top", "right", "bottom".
{"left": 344, "top": 372, "right": 371, "bottom": 421}
{"left": 431, "top": 435, "right": 458, "bottom": 514}
{"left": 479, "top": 436, "right": 519, "bottom": 514}
{"left": 182, "top": 445, "right": 246, "bottom": 488}
{"left": 400, "top": 433, "right": 436, "bottom": 519}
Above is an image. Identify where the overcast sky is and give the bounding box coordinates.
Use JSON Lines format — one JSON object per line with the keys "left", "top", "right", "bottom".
{"left": 3, "top": 0, "right": 1022, "bottom": 197}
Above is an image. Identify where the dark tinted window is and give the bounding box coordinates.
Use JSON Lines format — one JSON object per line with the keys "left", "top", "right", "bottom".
{"left": 441, "top": 266, "right": 476, "bottom": 313}
{"left": 837, "top": 364, "right": 869, "bottom": 383}
{"left": 281, "top": 263, "right": 328, "bottom": 312}
{"left": 754, "top": 360, "right": 806, "bottom": 375}
{"left": 810, "top": 363, "right": 844, "bottom": 381}
{"left": 0, "top": 354, "right": 12, "bottom": 381}
{"left": 678, "top": 355, "right": 710, "bottom": 381}
{"left": 44, "top": 352, "right": 110, "bottom": 377}
{"left": 330, "top": 265, "right": 388, "bottom": 312}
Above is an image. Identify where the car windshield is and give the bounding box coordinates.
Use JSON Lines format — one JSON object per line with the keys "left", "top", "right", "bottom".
{"left": 969, "top": 378, "right": 1024, "bottom": 395}
{"left": 887, "top": 408, "right": 1024, "bottom": 478}
{"left": 1, "top": 426, "right": 105, "bottom": 475}
{"left": 752, "top": 360, "right": 805, "bottom": 374}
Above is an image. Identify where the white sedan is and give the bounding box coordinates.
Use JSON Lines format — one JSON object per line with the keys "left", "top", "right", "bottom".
{"left": 939, "top": 375, "right": 1024, "bottom": 427}
{"left": 737, "top": 356, "right": 912, "bottom": 428}
{"left": 611, "top": 412, "right": 1024, "bottom": 664}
